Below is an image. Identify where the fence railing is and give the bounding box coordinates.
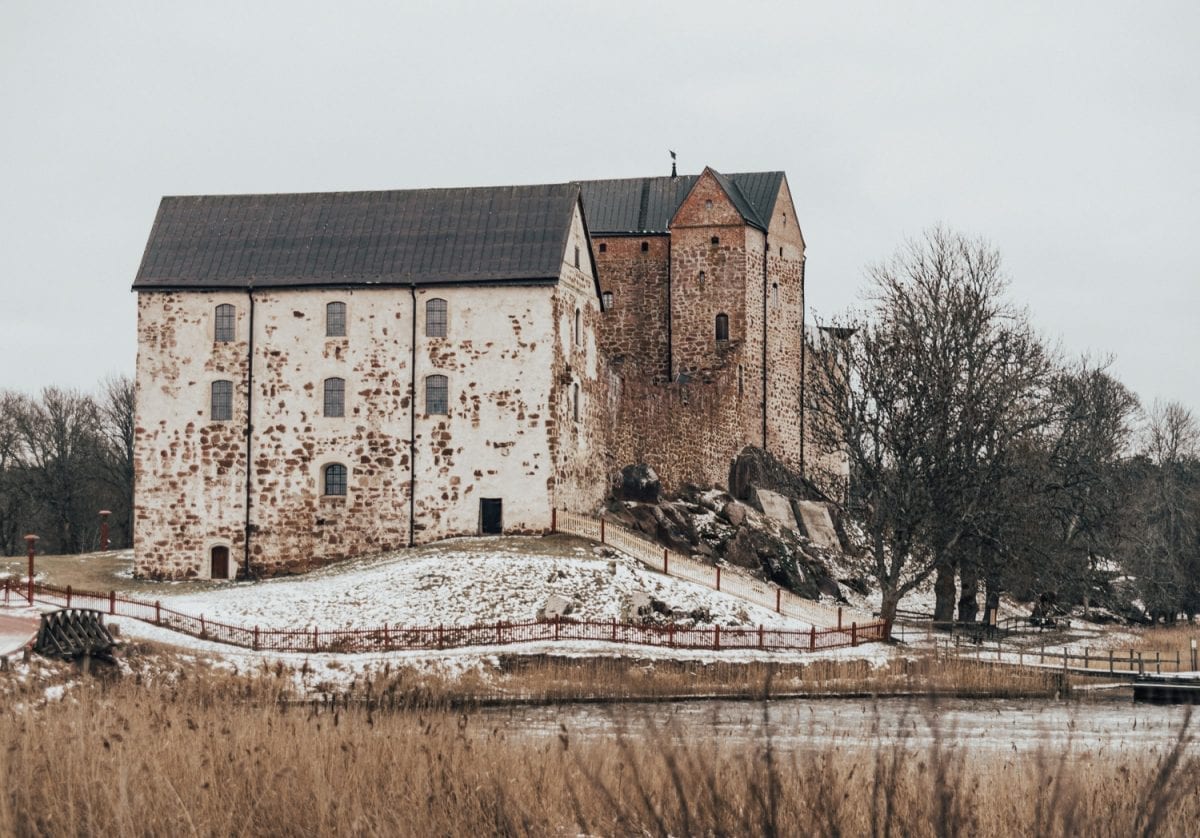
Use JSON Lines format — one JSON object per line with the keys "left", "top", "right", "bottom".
{"left": 553, "top": 509, "right": 880, "bottom": 633}
{"left": 2, "top": 578, "right": 886, "bottom": 655}
{"left": 935, "top": 635, "right": 1194, "bottom": 676}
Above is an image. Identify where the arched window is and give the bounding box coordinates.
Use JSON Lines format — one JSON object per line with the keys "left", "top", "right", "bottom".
{"left": 715, "top": 313, "right": 729, "bottom": 342}
{"left": 214, "top": 304, "right": 235, "bottom": 342}
{"left": 574, "top": 308, "right": 581, "bottom": 346}
{"left": 425, "top": 374, "right": 448, "bottom": 415}
{"left": 211, "top": 380, "right": 233, "bottom": 421}
{"left": 426, "top": 298, "right": 447, "bottom": 338}
{"left": 326, "top": 301, "right": 346, "bottom": 337}
{"left": 323, "top": 463, "right": 347, "bottom": 496}
{"left": 323, "top": 377, "right": 345, "bottom": 417}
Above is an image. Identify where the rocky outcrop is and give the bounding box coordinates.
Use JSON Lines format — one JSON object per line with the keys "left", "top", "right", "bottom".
{"left": 614, "top": 464, "right": 661, "bottom": 503}
{"left": 729, "top": 446, "right": 828, "bottom": 504}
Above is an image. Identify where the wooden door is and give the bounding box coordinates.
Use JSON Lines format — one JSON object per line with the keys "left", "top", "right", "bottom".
{"left": 211, "top": 546, "right": 230, "bottom": 579}
{"left": 480, "top": 499, "right": 503, "bottom": 535}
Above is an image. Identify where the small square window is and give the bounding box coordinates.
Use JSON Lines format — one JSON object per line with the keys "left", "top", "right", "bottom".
{"left": 602, "top": 291, "right": 613, "bottom": 310}
{"left": 640, "top": 241, "right": 649, "bottom": 253}
{"left": 599, "top": 242, "right": 607, "bottom": 253}
{"left": 711, "top": 236, "right": 720, "bottom": 246}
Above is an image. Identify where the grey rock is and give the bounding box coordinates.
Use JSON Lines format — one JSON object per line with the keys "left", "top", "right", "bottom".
{"left": 537, "top": 594, "right": 575, "bottom": 621}
{"left": 794, "top": 501, "right": 841, "bottom": 550}
{"left": 616, "top": 463, "right": 661, "bottom": 503}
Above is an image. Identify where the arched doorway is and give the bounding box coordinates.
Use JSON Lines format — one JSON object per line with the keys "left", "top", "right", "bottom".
{"left": 210, "top": 545, "right": 230, "bottom": 580}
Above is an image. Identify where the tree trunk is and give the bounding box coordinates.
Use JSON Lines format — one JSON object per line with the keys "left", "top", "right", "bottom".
{"left": 958, "top": 560, "right": 979, "bottom": 623}
{"left": 879, "top": 587, "right": 901, "bottom": 639}
{"left": 933, "top": 559, "right": 956, "bottom": 624}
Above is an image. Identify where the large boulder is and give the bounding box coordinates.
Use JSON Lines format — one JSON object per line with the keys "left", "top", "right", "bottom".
{"left": 750, "top": 486, "right": 799, "bottom": 531}
{"left": 537, "top": 594, "right": 575, "bottom": 621}
{"left": 729, "top": 446, "right": 827, "bottom": 504}
{"left": 615, "top": 464, "right": 661, "bottom": 503}
{"left": 794, "top": 500, "right": 841, "bottom": 551}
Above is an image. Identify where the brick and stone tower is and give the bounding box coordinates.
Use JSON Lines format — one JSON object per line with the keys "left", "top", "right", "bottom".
{"left": 581, "top": 167, "right": 809, "bottom": 491}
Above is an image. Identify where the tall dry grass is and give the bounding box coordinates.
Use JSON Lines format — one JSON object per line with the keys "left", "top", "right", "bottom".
{"left": 0, "top": 667, "right": 1195, "bottom": 836}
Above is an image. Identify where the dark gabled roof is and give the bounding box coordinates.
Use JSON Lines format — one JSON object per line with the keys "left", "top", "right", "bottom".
{"left": 578, "top": 170, "right": 784, "bottom": 235}
{"left": 133, "top": 183, "right": 583, "bottom": 290}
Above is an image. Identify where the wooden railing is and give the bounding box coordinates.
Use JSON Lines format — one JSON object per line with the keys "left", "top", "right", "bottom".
{"left": 3, "top": 577, "right": 886, "bottom": 655}
{"left": 552, "top": 509, "right": 881, "bottom": 634}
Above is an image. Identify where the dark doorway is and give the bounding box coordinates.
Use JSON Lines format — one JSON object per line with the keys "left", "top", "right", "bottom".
{"left": 210, "top": 545, "right": 230, "bottom": 580}
{"left": 480, "top": 499, "right": 503, "bottom": 535}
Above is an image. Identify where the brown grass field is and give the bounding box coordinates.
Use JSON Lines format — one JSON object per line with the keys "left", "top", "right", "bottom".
{"left": 0, "top": 649, "right": 1196, "bottom": 837}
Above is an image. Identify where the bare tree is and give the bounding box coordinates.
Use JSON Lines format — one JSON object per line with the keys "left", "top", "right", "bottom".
{"left": 808, "top": 227, "right": 1052, "bottom": 629}
{"left": 95, "top": 374, "right": 135, "bottom": 546}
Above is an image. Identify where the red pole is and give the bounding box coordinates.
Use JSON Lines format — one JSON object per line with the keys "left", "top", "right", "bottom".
{"left": 838, "top": 607, "right": 843, "bottom": 630}
{"left": 716, "top": 566, "right": 721, "bottom": 591}
{"left": 551, "top": 508, "right": 557, "bottom": 533}
{"left": 600, "top": 518, "right": 606, "bottom": 544}
{"left": 155, "top": 601, "right": 161, "bottom": 625}
{"left": 758, "top": 625, "right": 764, "bottom": 649}
{"left": 98, "top": 510, "right": 112, "bottom": 552}
{"left": 810, "top": 625, "right": 816, "bottom": 651}
{"left": 663, "top": 549, "right": 669, "bottom": 574}
{"left": 66, "top": 585, "right": 72, "bottom": 608}
{"left": 24, "top": 534, "right": 38, "bottom": 606}
{"left": 714, "top": 624, "right": 720, "bottom": 650}
{"left": 253, "top": 625, "right": 260, "bottom": 650}
{"left": 109, "top": 590, "right": 116, "bottom": 616}
{"left": 611, "top": 618, "right": 617, "bottom": 641}
{"left": 852, "top": 622, "right": 858, "bottom": 647}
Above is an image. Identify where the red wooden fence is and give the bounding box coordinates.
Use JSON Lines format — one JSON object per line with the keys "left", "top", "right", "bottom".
{"left": 3, "top": 578, "right": 887, "bottom": 655}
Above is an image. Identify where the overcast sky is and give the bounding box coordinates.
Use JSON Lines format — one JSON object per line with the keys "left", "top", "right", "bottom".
{"left": 2, "top": 1, "right": 1197, "bottom": 415}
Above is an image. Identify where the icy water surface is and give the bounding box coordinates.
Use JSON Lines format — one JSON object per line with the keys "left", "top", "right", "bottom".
{"left": 478, "top": 696, "right": 1197, "bottom": 755}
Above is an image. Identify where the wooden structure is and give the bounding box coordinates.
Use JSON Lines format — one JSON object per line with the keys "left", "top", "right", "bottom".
{"left": 34, "top": 609, "right": 116, "bottom": 663}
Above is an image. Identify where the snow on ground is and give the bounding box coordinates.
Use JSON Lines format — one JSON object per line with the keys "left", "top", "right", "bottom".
{"left": 110, "top": 615, "right": 896, "bottom": 696}
{"left": 157, "top": 538, "right": 814, "bottom": 632}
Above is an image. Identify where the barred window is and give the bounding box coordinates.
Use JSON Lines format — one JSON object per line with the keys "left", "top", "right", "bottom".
{"left": 211, "top": 380, "right": 233, "bottom": 421}
{"left": 323, "top": 377, "right": 345, "bottom": 418}
{"left": 425, "top": 374, "right": 448, "bottom": 415}
{"left": 715, "top": 313, "right": 729, "bottom": 342}
{"left": 214, "top": 304, "right": 235, "bottom": 342}
{"left": 574, "top": 309, "right": 581, "bottom": 346}
{"left": 602, "top": 291, "right": 613, "bottom": 310}
{"left": 323, "top": 463, "right": 347, "bottom": 496}
{"left": 426, "top": 298, "right": 447, "bottom": 338}
{"left": 326, "top": 302, "right": 346, "bottom": 337}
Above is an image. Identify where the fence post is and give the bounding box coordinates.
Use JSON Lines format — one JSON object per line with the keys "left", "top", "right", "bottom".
{"left": 66, "top": 585, "right": 72, "bottom": 608}
{"left": 1156, "top": 651, "right": 1161, "bottom": 674}
{"left": 555, "top": 615, "right": 560, "bottom": 641}
{"left": 669, "top": 625, "right": 674, "bottom": 647}
{"left": 716, "top": 566, "right": 721, "bottom": 592}
{"left": 253, "top": 625, "right": 259, "bottom": 651}
{"left": 600, "top": 518, "right": 606, "bottom": 544}
{"left": 838, "top": 607, "right": 843, "bottom": 630}
{"left": 155, "top": 601, "right": 161, "bottom": 626}
{"left": 439, "top": 624, "right": 445, "bottom": 650}
{"left": 810, "top": 625, "right": 816, "bottom": 651}
{"left": 1109, "top": 650, "right": 1114, "bottom": 674}
{"left": 611, "top": 618, "right": 617, "bottom": 642}
{"left": 1063, "top": 647, "right": 1068, "bottom": 671}
{"left": 758, "top": 625, "right": 764, "bottom": 649}
{"left": 200, "top": 615, "right": 206, "bottom": 637}
{"left": 714, "top": 624, "right": 720, "bottom": 651}
{"left": 551, "top": 508, "right": 557, "bottom": 533}
{"left": 1084, "top": 647, "right": 1089, "bottom": 671}
{"left": 776, "top": 588, "right": 781, "bottom": 613}
{"left": 313, "top": 626, "right": 318, "bottom": 651}
{"left": 109, "top": 590, "right": 116, "bottom": 616}
{"left": 663, "top": 549, "right": 669, "bottom": 574}
{"left": 851, "top": 622, "right": 857, "bottom": 647}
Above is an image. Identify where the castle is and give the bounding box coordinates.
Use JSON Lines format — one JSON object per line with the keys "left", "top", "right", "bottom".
{"left": 132, "top": 167, "right": 842, "bottom": 579}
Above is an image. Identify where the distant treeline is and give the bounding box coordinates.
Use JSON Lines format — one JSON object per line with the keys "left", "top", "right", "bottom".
{"left": 0, "top": 377, "right": 133, "bottom": 556}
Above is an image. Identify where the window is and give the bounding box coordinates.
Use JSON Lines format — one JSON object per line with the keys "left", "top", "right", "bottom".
{"left": 715, "top": 313, "right": 729, "bottom": 342}
{"left": 599, "top": 242, "right": 607, "bottom": 253}
{"left": 602, "top": 291, "right": 613, "bottom": 310}
{"left": 211, "top": 380, "right": 233, "bottom": 421}
{"left": 323, "top": 377, "right": 345, "bottom": 417}
{"left": 640, "top": 241, "right": 649, "bottom": 253}
{"left": 425, "top": 374, "right": 448, "bottom": 415}
{"left": 323, "top": 463, "right": 347, "bottom": 497}
{"left": 574, "top": 246, "right": 580, "bottom": 269}
{"left": 738, "top": 365, "right": 744, "bottom": 396}
{"left": 326, "top": 302, "right": 346, "bottom": 337}
{"left": 426, "top": 298, "right": 447, "bottom": 338}
{"left": 705, "top": 199, "right": 713, "bottom": 210}
{"left": 214, "top": 304, "right": 235, "bottom": 342}
{"left": 711, "top": 236, "right": 720, "bottom": 246}
{"left": 772, "top": 282, "right": 779, "bottom": 307}
{"left": 573, "top": 383, "right": 580, "bottom": 422}
{"left": 574, "top": 308, "right": 581, "bottom": 346}
{"left": 699, "top": 270, "right": 706, "bottom": 289}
